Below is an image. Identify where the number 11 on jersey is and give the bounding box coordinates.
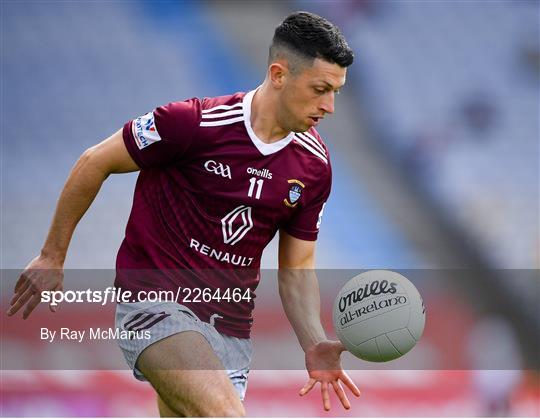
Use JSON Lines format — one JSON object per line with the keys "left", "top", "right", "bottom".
{"left": 248, "top": 177, "right": 264, "bottom": 199}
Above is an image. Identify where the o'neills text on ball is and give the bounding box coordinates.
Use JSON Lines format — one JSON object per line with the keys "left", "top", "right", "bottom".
{"left": 338, "top": 280, "right": 398, "bottom": 313}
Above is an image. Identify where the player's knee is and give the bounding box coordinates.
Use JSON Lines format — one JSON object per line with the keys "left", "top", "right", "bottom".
{"left": 219, "top": 403, "right": 246, "bottom": 417}
{"left": 199, "top": 400, "right": 245, "bottom": 417}
{"left": 167, "top": 395, "right": 244, "bottom": 417}
{"left": 157, "top": 396, "right": 178, "bottom": 417}
{"left": 208, "top": 406, "right": 245, "bottom": 417}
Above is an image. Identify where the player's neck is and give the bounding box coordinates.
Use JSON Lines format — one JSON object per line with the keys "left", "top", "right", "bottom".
{"left": 250, "top": 85, "right": 291, "bottom": 144}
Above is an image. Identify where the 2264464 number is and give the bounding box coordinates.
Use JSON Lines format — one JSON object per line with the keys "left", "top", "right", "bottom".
{"left": 179, "top": 287, "right": 252, "bottom": 303}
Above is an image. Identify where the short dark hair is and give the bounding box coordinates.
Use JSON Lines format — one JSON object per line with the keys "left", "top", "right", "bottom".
{"left": 269, "top": 11, "right": 354, "bottom": 73}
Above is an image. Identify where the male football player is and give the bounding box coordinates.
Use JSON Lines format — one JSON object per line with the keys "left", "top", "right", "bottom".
{"left": 8, "top": 11, "right": 360, "bottom": 416}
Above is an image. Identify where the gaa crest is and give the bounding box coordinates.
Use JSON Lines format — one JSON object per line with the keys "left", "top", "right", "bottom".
{"left": 284, "top": 179, "right": 305, "bottom": 208}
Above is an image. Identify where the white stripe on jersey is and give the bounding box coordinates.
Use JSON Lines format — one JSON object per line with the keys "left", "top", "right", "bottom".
{"left": 201, "top": 109, "right": 244, "bottom": 119}
{"left": 202, "top": 103, "right": 243, "bottom": 114}
{"left": 294, "top": 136, "right": 328, "bottom": 164}
{"left": 296, "top": 132, "right": 326, "bottom": 156}
{"left": 200, "top": 116, "right": 245, "bottom": 127}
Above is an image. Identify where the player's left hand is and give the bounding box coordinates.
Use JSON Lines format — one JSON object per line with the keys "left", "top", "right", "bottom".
{"left": 300, "top": 340, "right": 361, "bottom": 411}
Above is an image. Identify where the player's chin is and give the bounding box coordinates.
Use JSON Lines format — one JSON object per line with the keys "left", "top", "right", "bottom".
{"left": 297, "top": 120, "right": 315, "bottom": 132}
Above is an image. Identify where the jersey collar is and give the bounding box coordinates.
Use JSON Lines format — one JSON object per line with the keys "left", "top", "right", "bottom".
{"left": 242, "top": 88, "right": 296, "bottom": 156}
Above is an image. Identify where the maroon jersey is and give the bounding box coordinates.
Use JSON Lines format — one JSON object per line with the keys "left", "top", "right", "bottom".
{"left": 116, "top": 89, "right": 332, "bottom": 338}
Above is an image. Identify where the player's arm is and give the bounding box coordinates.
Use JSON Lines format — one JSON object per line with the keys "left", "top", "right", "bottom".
{"left": 278, "top": 230, "right": 361, "bottom": 411}
{"left": 278, "top": 230, "right": 326, "bottom": 350}
{"left": 7, "top": 129, "right": 139, "bottom": 319}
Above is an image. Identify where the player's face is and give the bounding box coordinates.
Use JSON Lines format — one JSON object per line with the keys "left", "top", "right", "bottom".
{"left": 280, "top": 58, "right": 347, "bottom": 132}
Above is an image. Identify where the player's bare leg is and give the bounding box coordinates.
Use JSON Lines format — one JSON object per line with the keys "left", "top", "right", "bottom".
{"left": 157, "top": 395, "right": 182, "bottom": 418}
{"left": 137, "top": 331, "right": 245, "bottom": 417}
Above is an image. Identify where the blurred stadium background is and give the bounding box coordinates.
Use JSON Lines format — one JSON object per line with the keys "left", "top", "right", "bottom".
{"left": 1, "top": 0, "right": 538, "bottom": 417}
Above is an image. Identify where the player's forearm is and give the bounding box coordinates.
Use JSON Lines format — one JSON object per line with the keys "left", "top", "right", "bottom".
{"left": 41, "top": 148, "right": 110, "bottom": 264}
{"left": 278, "top": 269, "right": 327, "bottom": 352}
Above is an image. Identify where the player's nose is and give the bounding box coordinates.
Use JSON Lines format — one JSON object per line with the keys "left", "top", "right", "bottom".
{"left": 319, "top": 92, "right": 335, "bottom": 115}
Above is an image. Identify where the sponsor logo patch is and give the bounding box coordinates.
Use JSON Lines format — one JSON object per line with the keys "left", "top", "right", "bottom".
{"left": 284, "top": 179, "right": 305, "bottom": 208}
{"left": 132, "top": 111, "right": 162, "bottom": 150}
{"left": 221, "top": 205, "right": 253, "bottom": 245}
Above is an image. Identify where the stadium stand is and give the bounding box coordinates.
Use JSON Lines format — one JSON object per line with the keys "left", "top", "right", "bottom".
{"left": 308, "top": 0, "right": 539, "bottom": 269}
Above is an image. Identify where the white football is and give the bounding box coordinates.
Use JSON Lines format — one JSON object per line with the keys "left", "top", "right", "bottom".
{"left": 333, "top": 270, "right": 425, "bottom": 362}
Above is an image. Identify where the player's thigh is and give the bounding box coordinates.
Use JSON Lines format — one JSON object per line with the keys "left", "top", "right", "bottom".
{"left": 137, "top": 330, "right": 245, "bottom": 417}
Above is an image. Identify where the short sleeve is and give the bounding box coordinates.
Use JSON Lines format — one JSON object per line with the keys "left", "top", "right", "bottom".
{"left": 123, "top": 98, "right": 201, "bottom": 169}
{"left": 283, "top": 163, "right": 332, "bottom": 241}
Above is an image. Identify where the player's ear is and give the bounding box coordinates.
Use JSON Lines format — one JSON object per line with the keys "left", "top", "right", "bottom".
{"left": 268, "top": 61, "right": 288, "bottom": 89}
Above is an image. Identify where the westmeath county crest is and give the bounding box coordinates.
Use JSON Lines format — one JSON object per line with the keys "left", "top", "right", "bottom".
{"left": 284, "top": 179, "right": 305, "bottom": 208}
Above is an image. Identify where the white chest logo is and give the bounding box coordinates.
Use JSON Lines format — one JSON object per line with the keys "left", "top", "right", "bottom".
{"left": 221, "top": 205, "right": 253, "bottom": 245}
{"left": 204, "top": 160, "right": 232, "bottom": 179}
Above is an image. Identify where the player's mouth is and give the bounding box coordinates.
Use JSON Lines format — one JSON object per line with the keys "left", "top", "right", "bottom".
{"left": 309, "top": 116, "right": 323, "bottom": 125}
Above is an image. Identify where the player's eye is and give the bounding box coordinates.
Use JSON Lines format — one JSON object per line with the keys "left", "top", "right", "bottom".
{"left": 314, "top": 87, "right": 326, "bottom": 94}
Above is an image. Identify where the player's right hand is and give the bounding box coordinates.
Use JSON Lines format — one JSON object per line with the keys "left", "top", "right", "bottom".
{"left": 300, "top": 340, "right": 361, "bottom": 411}
{"left": 6, "top": 255, "right": 64, "bottom": 319}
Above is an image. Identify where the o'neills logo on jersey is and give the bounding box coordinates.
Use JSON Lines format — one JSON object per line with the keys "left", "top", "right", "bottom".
{"left": 247, "top": 167, "right": 272, "bottom": 179}
{"left": 190, "top": 239, "right": 254, "bottom": 267}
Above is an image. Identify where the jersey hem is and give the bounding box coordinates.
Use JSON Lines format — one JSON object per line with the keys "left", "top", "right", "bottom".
{"left": 283, "top": 226, "right": 319, "bottom": 242}
{"left": 214, "top": 325, "right": 251, "bottom": 339}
